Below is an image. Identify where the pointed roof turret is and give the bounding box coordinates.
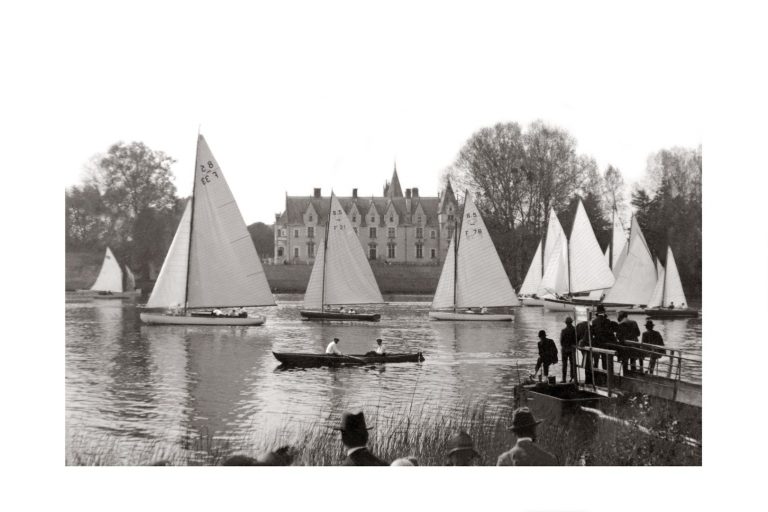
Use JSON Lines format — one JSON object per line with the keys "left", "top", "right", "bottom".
{"left": 439, "top": 179, "right": 457, "bottom": 212}
{"left": 387, "top": 162, "right": 403, "bottom": 198}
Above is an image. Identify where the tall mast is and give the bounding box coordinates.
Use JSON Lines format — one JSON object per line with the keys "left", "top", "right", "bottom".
{"left": 609, "top": 207, "right": 615, "bottom": 270}
{"left": 661, "top": 247, "right": 668, "bottom": 307}
{"left": 320, "top": 193, "right": 332, "bottom": 310}
{"left": 567, "top": 207, "right": 572, "bottom": 296}
{"left": 453, "top": 190, "right": 466, "bottom": 313}
{"left": 183, "top": 136, "right": 199, "bottom": 314}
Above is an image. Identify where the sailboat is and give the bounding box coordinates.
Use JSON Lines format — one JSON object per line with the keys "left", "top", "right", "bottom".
{"left": 599, "top": 215, "right": 657, "bottom": 313}
{"left": 139, "top": 135, "right": 275, "bottom": 326}
{"left": 586, "top": 207, "right": 627, "bottom": 303}
{"left": 518, "top": 241, "right": 543, "bottom": 306}
{"left": 299, "top": 193, "right": 384, "bottom": 321}
{"left": 644, "top": 246, "right": 698, "bottom": 318}
{"left": 519, "top": 208, "right": 568, "bottom": 306}
{"left": 76, "top": 247, "right": 141, "bottom": 298}
{"left": 542, "top": 199, "right": 615, "bottom": 312}
{"left": 429, "top": 191, "right": 519, "bottom": 321}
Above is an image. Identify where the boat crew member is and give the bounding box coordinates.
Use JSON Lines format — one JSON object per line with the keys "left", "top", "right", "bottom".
{"left": 445, "top": 431, "right": 479, "bottom": 466}
{"left": 497, "top": 407, "right": 557, "bottom": 466}
{"left": 668, "top": 301, "right": 675, "bottom": 310}
{"left": 375, "top": 338, "right": 386, "bottom": 355}
{"left": 212, "top": 308, "right": 223, "bottom": 317}
{"left": 591, "top": 305, "right": 615, "bottom": 369}
{"left": 560, "top": 317, "right": 577, "bottom": 383}
{"left": 642, "top": 320, "right": 665, "bottom": 373}
{"left": 237, "top": 307, "right": 248, "bottom": 318}
{"left": 616, "top": 311, "right": 642, "bottom": 373}
{"left": 534, "top": 330, "right": 558, "bottom": 380}
{"left": 335, "top": 411, "right": 388, "bottom": 466}
{"left": 326, "top": 337, "right": 343, "bottom": 355}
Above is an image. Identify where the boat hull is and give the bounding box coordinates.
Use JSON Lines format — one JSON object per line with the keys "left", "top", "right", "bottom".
{"left": 299, "top": 310, "right": 381, "bottom": 321}
{"left": 644, "top": 308, "right": 700, "bottom": 319}
{"left": 542, "top": 298, "right": 578, "bottom": 312}
{"left": 140, "top": 312, "right": 266, "bottom": 326}
{"left": 428, "top": 311, "right": 513, "bottom": 321}
{"left": 543, "top": 298, "right": 645, "bottom": 314}
{"left": 75, "top": 289, "right": 142, "bottom": 298}
{"left": 273, "top": 351, "right": 424, "bottom": 367}
{"left": 521, "top": 297, "right": 544, "bottom": 307}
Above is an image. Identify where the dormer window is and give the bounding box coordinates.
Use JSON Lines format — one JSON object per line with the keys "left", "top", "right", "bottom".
{"left": 417, "top": 215, "right": 422, "bottom": 224}
{"left": 352, "top": 215, "right": 356, "bottom": 222}
{"left": 309, "top": 214, "right": 313, "bottom": 222}
{"left": 371, "top": 216, "right": 375, "bottom": 222}
{"left": 389, "top": 216, "right": 394, "bottom": 222}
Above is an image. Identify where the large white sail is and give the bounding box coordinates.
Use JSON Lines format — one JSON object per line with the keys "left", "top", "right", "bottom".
{"left": 604, "top": 216, "right": 657, "bottom": 305}
{"left": 90, "top": 247, "right": 123, "bottom": 293}
{"left": 454, "top": 194, "right": 519, "bottom": 307}
{"left": 610, "top": 210, "right": 626, "bottom": 269}
{"left": 187, "top": 135, "right": 275, "bottom": 308}
{"left": 538, "top": 209, "right": 569, "bottom": 296}
{"left": 647, "top": 260, "right": 666, "bottom": 308}
{"left": 146, "top": 200, "right": 192, "bottom": 308}
{"left": 303, "top": 194, "right": 383, "bottom": 309}
{"left": 568, "top": 200, "right": 615, "bottom": 293}
{"left": 518, "top": 241, "right": 542, "bottom": 296}
{"left": 663, "top": 247, "right": 688, "bottom": 307}
{"left": 431, "top": 236, "right": 456, "bottom": 309}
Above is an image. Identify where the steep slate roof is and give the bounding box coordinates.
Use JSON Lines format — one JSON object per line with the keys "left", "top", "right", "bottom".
{"left": 282, "top": 195, "right": 441, "bottom": 227}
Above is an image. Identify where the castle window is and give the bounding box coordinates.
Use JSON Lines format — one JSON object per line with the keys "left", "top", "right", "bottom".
{"left": 309, "top": 214, "right": 313, "bottom": 222}
{"left": 294, "top": 229, "right": 299, "bottom": 238}
{"left": 307, "top": 227, "right": 314, "bottom": 238}
{"left": 277, "top": 247, "right": 284, "bottom": 257}
{"left": 416, "top": 243, "right": 423, "bottom": 259}
{"left": 387, "top": 243, "right": 396, "bottom": 258}
{"left": 447, "top": 214, "right": 454, "bottom": 222}
{"left": 369, "top": 227, "right": 377, "bottom": 238}
{"left": 430, "top": 230, "right": 436, "bottom": 239}
{"left": 430, "top": 248, "right": 436, "bottom": 259}
{"left": 371, "top": 216, "right": 375, "bottom": 222}
{"left": 352, "top": 215, "right": 356, "bottom": 222}
{"left": 369, "top": 245, "right": 377, "bottom": 260}
{"left": 294, "top": 247, "right": 300, "bottom": 258}
{"left": 388, "top": 227, "right": 395, "bottom": 238}
{"left": 417, "top": 215, "right": 422, "bottom": 224}
{"left": 308, "top": 242, "right": 315, "bottom": 258}
{"left": 416, "top": 227, "right": 423, "bottom": 238}
{"left": 390, "top": 215, "right": 394, "bottom": 222}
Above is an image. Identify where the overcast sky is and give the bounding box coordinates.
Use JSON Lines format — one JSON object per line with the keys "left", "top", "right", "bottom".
{"left": 26, "top": 1, "right": 703, "bottom": 225}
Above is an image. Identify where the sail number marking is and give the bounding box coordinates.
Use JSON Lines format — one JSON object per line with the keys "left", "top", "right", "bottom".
{"left": 200, "top": 160, "right": 219, "bottom": 185}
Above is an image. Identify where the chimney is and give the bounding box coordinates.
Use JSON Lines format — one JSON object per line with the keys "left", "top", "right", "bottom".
{"left": 313, "top": 188, "right": 321, "bottom": 198}
{"left": 412, "top": 187, "right": 419, "bottom": 197}
{"left": 352, "top": 188, "right": 358, "bottom": 198}
{"left": 405, "top": 188, "right": 412, "bottom": 199}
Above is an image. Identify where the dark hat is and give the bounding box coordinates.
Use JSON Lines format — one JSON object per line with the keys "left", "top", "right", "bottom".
{"left": 538, "top": 330, "right": 546, "bottom": 337}
{"left": 507, "top": 407, "right": 543, "bottom": 432}
{"left": 333, "top": 411, "right": 373, "bottom": 433}
{"left": 376, "top": 338, "right": 382, "bottom": 343}
{"left": 596, "top": 304, "right": 606, "bottom": 314}
{"left": 645, "top": 320, "right": 655, "bottom": 328}
{"left": 333, "top": 337, "right": 339, "bottom": 342}
{"left": 446, "top": 430, "right": 478, "bottom": 457}
{"left": 618, "top": 310, "right": 628, "bottom": 319}
{"left": 565, "top": 317, "right": 573, "bottom": 324}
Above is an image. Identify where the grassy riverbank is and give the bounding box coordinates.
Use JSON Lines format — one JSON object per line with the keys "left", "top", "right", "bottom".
{"left": 66, "top": 398, "right": 701, "bottom": 466}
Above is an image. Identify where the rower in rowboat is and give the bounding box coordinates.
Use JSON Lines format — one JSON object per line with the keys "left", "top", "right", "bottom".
{"left": 326, "top": 337, "right": 343, "bottom": 355}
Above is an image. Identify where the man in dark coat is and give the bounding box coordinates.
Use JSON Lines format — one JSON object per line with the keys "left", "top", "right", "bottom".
{"left": 590, "top": 305, "right": 616, "bottom": 369}
{"left": 560, "top": 317, "right": 577, "bottom": 383}
{"left": 616, "top": 311, "right": 642, "bottom": 372}
{"left": 642, "top": 320, "right": 665, "bottom": 374}
{"left": 335, "top": 411, "right": 388, "bottom": 466}
{"left": 534, "top": 330, "right": 558, "bottom": 380}
{"left": 497, "top": 407, "right": 557, "bottom": 466}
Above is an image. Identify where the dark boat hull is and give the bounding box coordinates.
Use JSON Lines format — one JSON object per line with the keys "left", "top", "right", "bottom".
{"left": 299, "top": 310, "right": 381, "bottom": 321}
{"left": 644, "top": 308, "right": 700, "bottom": 318}
{"left": 273, "top": 351, "right": 424, "bottom": 367}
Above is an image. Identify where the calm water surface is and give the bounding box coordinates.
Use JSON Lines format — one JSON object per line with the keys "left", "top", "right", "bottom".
{"left": 65, "top": 295, "right": 701, "bottom": 463}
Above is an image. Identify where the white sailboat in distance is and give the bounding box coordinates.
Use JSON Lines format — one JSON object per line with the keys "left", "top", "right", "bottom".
{"left": 76, "top": 247, "right": 142, "bottom": 298}
{"left": 299, "top": 193, "right": 384, "bottom": 321}
{"left": 140, "top": 134, "right": 275, "bottom": 325}
{"left": 644, "top": 246, "right": 699, "bottom": 318}
{"left": 430, "top": 191, "right": 519, "bottom": 320}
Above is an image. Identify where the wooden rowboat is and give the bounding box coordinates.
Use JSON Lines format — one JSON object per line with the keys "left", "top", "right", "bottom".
{"left": 299, "top": 310, "right": 381, "bottom": 321}
{"left": 644, "top": 308, "right": 699, "bottom": 319}
{"left": 273, "top": 351, "right": 424, "bottom": 367}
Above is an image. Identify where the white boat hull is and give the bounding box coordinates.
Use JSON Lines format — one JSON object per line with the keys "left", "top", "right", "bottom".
{"left": 543, "top": 298, "right": 646, "bottom": 314}
{"left": 429, "top": 311, "right": 513, "bottom": 321}
{"left": 521, "top": 297, "right": 544, "bottom": 307}
{"left": 75, "top": 289, "right": 142, "bottom": 298}
{"left": 542, "top": 298, "right": 577, "bottom": 312}
{"left": 140, "top": 312, "right": 266, "bottom": 326}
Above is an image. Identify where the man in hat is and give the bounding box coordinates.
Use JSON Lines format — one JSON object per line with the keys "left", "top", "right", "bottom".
{"left": 445, "top": 430, "right": 479, "bottom": 466}
{"left": 375, "top": 338, "right": 386, "bottom": 355}
{"left": 534, "top": 330, "right": 558, "bottom": 380}
{"left": 642, "top": 320, "right": 665, "bottom": 373}
{"left": 325, "top": 337, "right": 343, "bottom": 355}
{"left": 497, "top": 407, "right": 557, "bottom": 466}
{"left": 560, "top": 317, "right": 577, "bottom": 382}
{"left": 590, "top": 305, "right": 615, "bottom": 369}
{"left": 616, "top": 311, "right": 642, "bottom": 372}
{"left": 335, "top": 411, "right": 388, "bottom": 466}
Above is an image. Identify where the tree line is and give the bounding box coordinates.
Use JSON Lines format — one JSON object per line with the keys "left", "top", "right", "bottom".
{"left": 445, "top": 121, "right": 701, "bottom": 301}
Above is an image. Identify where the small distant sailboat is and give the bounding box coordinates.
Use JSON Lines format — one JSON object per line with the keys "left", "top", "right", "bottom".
{"left": 542, "top": 199, "right": 615, "bottom": 312}
{"left": 76, "top": 247, "right": 141, "bottom": 298}
{"left": 644, "top": 246, "right": 699, "bottom": 318}
{"left": 518, "top": 240, "right": 543, "bottom": 306}
{"left": 299, "top": 193, "right": 384, "bottom": 321}
{"left": 519, "top": 208, "right": 570, "bottom": 306}
{"left": 429, "top": 191, "right": 519, "bottom": 321}
{"left": 140, "top": 135, "right": 275, "bottom": 326}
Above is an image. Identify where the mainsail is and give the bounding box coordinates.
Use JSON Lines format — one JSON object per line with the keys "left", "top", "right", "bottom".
{"left": 610, "top": 209, "right": 626, "bottom": 269}
{"left": 647, "top": 260, "right": 666, "bottom": 309}
{"left": 90, "top": 247, "right": 123, "bottom": 293}
{"left": 303, "top": 194, "right": 383, "bottom": 309}
{"left": 518, "top": 241, "right": 542, "bottom": 296}
{"left": 145, "top": 135, "right": 275, "bottom": 310}
{"left": 538, "top": 209, "right": 569, "bottom": 296}
{"left": 604, "top": 216, "right": 656, "bottom": 305}
{"left": 432, "top": 193, "right": 518, "bottom": 309}
{"left": 663, "top": 247, "right": 687, "bottom": 307}
{"left": 568, "top": 200, "right": 615, "bottom": 293}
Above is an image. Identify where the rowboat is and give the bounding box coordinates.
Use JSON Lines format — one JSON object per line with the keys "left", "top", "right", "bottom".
{"left": 643, "top": 246, "right": 698, "bottom": 318}
{"left": 273, "top": 351, "right": 424, "bottom": 367}
{"left": 139, "top": 134, "right": 275, "bottom": 326}
{"left": 429, "top": 189, "right": 519, "bottom": 321}
{"left": 299, "top": 193, "right": 384, "bottom": 321}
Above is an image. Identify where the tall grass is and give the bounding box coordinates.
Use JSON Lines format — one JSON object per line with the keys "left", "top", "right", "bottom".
{"left": 66, "top": 398, "right": 701, "bottom": 466}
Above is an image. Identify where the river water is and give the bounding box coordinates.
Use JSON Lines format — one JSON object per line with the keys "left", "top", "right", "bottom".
{"left": 65, "top": 295, "right": 701, "bottom": 464}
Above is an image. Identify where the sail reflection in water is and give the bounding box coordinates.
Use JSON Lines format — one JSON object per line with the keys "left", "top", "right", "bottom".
{"left": 66, "top": 297, "right": 701, "bottom": 464}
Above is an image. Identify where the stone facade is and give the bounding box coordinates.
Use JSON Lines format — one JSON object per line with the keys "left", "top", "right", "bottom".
{"left": 274, "top": 168, "right": 458, "bottom": 265}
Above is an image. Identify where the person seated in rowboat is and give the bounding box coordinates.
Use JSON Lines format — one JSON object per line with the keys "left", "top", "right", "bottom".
{"left": 480, "top": 307, "right": 488, "bottom": 314}
{"left": 335, "top": 411, "right": 388, "bottom": 466}
{"left": 237, "top": 307, "right": 248, "bottom": 318}
{"left": 366, "top": 338, "right": 386, "bottom": 356}
{"left": 668, "top": 301, "right": 675, "bottom": 309}
{"left": 326, "top": 337, "right": 343, "bottom": 355}
{"left": 212, "top": 308, "right": 224, "bottom": 317}
{"left": 445, "top": 431, "right": 480, "bottom": 466}
{"left": 497, "top": 407, "right": 557, "bottom": 466}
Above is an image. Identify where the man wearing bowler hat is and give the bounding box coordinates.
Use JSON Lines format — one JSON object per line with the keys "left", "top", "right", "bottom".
{"left": 642, "top": 320, "right": 665, "bottom": 374}
{"left": 445, "top": 430, "right": 480, "bottom": 466}
{"left": 497, "top": 407, "right": 557, "bottom": 466}
{"left": 334, "top": 411, "right": 388, "bottom": 466}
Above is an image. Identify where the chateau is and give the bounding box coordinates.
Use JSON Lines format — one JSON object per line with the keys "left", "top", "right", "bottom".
{"left": 274, "top": 168, "right": 458, "bottom": 265}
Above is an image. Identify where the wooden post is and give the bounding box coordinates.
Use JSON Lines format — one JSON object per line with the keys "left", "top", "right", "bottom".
{"left": 606, "top": 352, "right": 614, "bottom": 396}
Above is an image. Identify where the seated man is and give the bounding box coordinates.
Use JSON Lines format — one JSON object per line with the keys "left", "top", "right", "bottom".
{"left": 212, "top": 308, "right": 223, "bottom": 317}
{"left": 326, "top": 337, "right": 343, "bottom": 355}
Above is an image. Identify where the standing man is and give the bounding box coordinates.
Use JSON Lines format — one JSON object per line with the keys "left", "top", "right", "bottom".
{"left": 560, "top": 317, "right": 577, "bottom": 383}
{"left": 497, "top": 407, "right": 557, "bottom": 466}
{"left": 334, "top": 411, "right": 388, "bottom": 466}
{"left": 534, "top": 330, "right": 558, "bottom": 381}
{"left": 591, "top": 305, "right": 615, "bottom": 369}
{"left": 642, "top": 320, "right": 665, "bottom": 373}
{"left": 326, "top": 337, "right": 343, "bottom": 355}
{"left": 616, "top": 311, "right": 642, "bottom": 373}
{"left": 445, "top": 431, "right": 480, "bottom": 466}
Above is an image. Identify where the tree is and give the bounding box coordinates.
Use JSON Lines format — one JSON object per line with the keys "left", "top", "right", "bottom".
{"left": 248, "top": 222, "right": 275, "bottom": 261}
{"left": 66, "top": 184, "right": 112, "bottom": 251}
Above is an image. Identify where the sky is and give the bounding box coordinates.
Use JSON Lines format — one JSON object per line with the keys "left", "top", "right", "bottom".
{"left": 11, "top": 1, "right": 703, "bottom": 225}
